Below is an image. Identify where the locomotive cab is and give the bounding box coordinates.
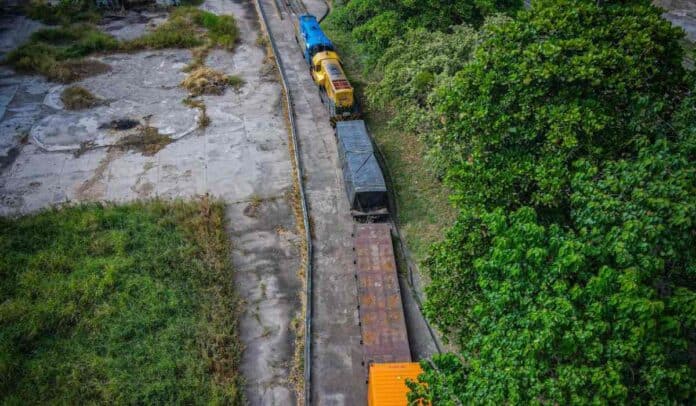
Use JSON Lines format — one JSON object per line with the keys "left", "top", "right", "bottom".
{"left": 311, "top": 51, "right": 357, "bottom": 120}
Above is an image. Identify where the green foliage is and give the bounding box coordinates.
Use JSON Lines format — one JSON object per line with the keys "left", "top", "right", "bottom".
{"left": 25, "top": 0, "right": 100, "bottom": 25}
{"left": 412, "top": 0, "right": 696, "bottom": 404}
{"left": 367, "top": 25, "right": 479, "bottom": 133}
{"left": 431, "top": 0, "right": 687, "bottom": 213}
{"left": 326, "top": 0, "right": 521, "bottom": 62}
{"left": 0, "top": 200, "right": 242, "bottom": 404}
{"left": 422, "top": 199, "right": 695, "bottom": 403}
{"left": 123, "top": 7, "right": 238, "bottom": 51}
{"left": 6, "top": 25, "right": 117, "bottom": 82}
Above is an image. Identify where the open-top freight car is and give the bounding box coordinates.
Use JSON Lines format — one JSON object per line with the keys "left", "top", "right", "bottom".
{"left": 354, "top": 223, "right": 425, "bottom": 405}
{"left": 335, "top": 120, "right": 388, "bottom": 218}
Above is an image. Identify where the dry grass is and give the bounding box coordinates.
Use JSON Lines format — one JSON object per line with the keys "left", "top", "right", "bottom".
{"left": 181, "top": 66, "right": 232, "bottom": 96}
{"left": 60, "top": 85, "right": 101, "bottom": 110}
{"left": 117, "top": 126, "right": 172, "bottom": 156}
{"left": 183, "top": 96, "right": 211, "bottom": 129}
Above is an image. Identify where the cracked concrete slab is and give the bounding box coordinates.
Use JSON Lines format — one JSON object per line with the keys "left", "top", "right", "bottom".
{"left": 0, "top": 1, "right": 303, "bottom": 404}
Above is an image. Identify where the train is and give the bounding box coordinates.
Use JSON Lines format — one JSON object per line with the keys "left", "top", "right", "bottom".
{"left": 295, "top": 14, "right": 359, "bottom": 124}
{"left": 294, "top": 13, "right": 426, "bottom": 406}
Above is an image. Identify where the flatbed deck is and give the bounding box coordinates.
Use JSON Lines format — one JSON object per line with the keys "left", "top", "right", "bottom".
{"left": 354, "top": 223, "right": 411, "bottom": 368}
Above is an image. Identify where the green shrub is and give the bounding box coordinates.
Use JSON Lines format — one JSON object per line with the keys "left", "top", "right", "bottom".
{"left": 325, "top": 0, "right": 522, "bottom": 61}
{"left": 430, "top": 0, "right": 687, "bottom": 213}
{"left": 25, "top": 0, "right": 100, "bottom": 25}
{"left": 414, "top": 0, "right": 696, "bottom": 403}
{"left": 123, "top": 8, "right": 237, "bottom": 51}
{"left": 366, "top": 24, "right": 479, "bottom": 133}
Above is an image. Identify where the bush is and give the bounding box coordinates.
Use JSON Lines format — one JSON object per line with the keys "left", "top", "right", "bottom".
{"left": 367, "top": 24, "right": 479, "bottom": 133}
{"left": 415, "top": 0, "right": 696, "bottom": 403}
{"left": 325, "top": 0, "right": 521, "bottom": 61}
{"left": 430, "top": 0, "right": 688, "bottom": 213}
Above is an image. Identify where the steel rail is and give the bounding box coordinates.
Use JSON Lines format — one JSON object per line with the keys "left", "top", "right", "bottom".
{"left": 252, "top": 1, "right": 314, "bottom": 404}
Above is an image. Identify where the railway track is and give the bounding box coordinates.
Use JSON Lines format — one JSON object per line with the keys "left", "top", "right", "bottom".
{"left": 253, "top": 0, "right": 314, "bottom": 404}
{"left": 286, "top": 0, "right": 308, "bottom": 15}
{"left": 256, "top": 0, "right": 441, "bottom": 403}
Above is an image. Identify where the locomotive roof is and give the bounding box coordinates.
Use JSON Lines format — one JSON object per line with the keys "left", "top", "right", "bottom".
{"left": 298, "top": 14, "right": 334, "bottom": 49}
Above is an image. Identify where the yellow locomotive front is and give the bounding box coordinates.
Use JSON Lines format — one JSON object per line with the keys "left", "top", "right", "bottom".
{"left": 311, "top": 51, "right": 358, "bottom": 123}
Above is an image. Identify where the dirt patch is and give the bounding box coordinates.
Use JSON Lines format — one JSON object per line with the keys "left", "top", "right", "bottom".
{"left": 75, "top": 147, "right": 120, "bottom": 200}
{"left": 116, "top": 125, "right": 172, "bottom": 156}
{"left": 60, "top": 86, "right": 102, "bottom": 110}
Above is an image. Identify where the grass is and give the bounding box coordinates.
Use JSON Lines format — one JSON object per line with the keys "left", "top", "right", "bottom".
{"left": 181, "top": 66, "right": 237, "bottom": 96}
{"left": 6, "top": 25, "right": 117, "bottom": 83}
{"left": 322, "top": 20, "right": 456, "bottom": 263}
{"left": 183, "top": 96, "right": 211, "bottom": 129}
{"left": 25, "top": 0, "right": 100, "bottom": 25}
{"left": 117, "top": 126, "right": 173, "bottom": 156}
{"left": 123, "top": 7, "right": 238, "bottom": 51}
{"left": 61, "top": 85, "right": 101, "bottom": 110}
{"left": 8, "top": 7, "right": 238, "bottom": 83}
{"left": 227, "top": 74, "right": 245, "bottom": 91}
{"left": 0, "top": 198, "right": 243, "bottom": 404}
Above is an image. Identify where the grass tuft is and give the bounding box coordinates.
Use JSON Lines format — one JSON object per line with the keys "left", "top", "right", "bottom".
{"left": 227, "top": 74, "right": 245, "bottom": 91}
{"left": 61, "top": 86, "right": 101, "bottom": 110}
{"left": 0, "top": 198, "right": 243, "bottom": 404}
{"left": 117, "top": 126, "right": 172, "bottom": 156}
{"left": 181, "top": 67, "right": 236, "bottom": 96}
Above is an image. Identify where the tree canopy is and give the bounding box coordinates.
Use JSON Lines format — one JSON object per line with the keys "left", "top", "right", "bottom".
{"left": 327, "top": 0, "right": 521, "bottom": 62}
{"left": 409, "top": 0, "right": 696, "bottom": 403}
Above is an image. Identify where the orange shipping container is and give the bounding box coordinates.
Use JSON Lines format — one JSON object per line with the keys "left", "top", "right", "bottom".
{"left": 368, "top": 362, "right": 426, "bottom": 406}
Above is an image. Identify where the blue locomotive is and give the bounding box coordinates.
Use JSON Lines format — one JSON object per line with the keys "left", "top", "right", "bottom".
{"left": 295, "top": 14, "right": 334, "bottom": 64}
{"left": 295, "top": 14, "right": 359, "bottom": 123}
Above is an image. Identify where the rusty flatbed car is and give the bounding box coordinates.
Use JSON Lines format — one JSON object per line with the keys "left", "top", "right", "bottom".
{"left": 354, "top": 223, "right": 411, "bottom": 367}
